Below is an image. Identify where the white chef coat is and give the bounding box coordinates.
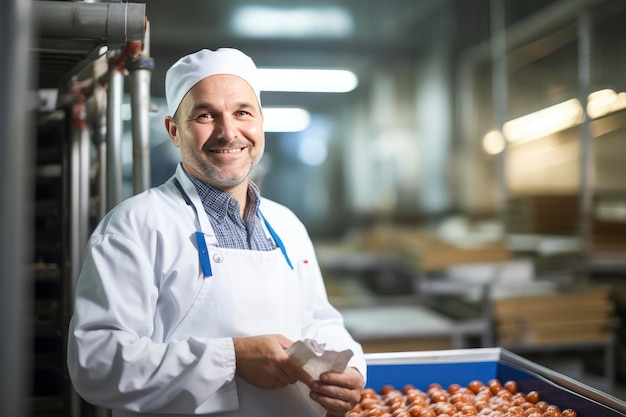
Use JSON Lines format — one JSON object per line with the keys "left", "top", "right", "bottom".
{"left": 67, "top": 164, "right": 366, "bottom": 416}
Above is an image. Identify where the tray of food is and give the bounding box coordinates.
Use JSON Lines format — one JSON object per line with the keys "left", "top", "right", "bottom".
{"left": 353, "top": 347, "right": 625, "bottom": 417}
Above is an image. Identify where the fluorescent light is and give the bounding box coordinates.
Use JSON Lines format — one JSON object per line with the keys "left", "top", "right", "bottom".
{"left": 503, "top": 98, "right": 584, "bottom": 143}
{"left": 587, "top": 89, "right": 626, "bottom": 119}
{"left": 231, "top": 6, "right": 352, "bottom": 38}
{"left": 259, "top": 68, "right": 358, "bottom": 93}
{"left": 482, "top": 129, "right": 506, "bottom": 155}
{"left": 263, "top": 108, "right": 311, "bottom": 132}
{"left": 501, "top": 88, "right": 626, "bottom": 145}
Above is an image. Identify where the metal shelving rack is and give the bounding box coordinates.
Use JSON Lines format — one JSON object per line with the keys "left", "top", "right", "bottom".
{"left": 28, "top": 2, "right": 149, "bottom": 416}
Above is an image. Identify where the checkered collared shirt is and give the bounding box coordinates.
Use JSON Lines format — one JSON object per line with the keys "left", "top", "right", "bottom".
{"left": 185, "top": 172, "right": 275, "bottom": 251}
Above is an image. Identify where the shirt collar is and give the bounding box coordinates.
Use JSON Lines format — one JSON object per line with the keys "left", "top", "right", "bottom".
{"left": 184, "top": 170, "right": 261, "bottom": 222}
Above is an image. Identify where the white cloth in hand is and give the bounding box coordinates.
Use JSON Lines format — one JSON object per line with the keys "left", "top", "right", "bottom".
{"left": 286, "top": 339, "right": 354, "bottom": 379}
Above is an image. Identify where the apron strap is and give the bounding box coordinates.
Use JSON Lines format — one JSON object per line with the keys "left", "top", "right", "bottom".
{"left": 195, "top": 218, "right": 293, "bottom": 278}
{"left": 178, "top": 172, "right": 294, "bottom": 274}
{"left": 173, "top": 178, "right": 195, "bottom": 207}
{"left": 261, "top": 213, "right": 294, "bottom": 270}
{"left": 195, "top": 231, "right": 213, "bottom": 277}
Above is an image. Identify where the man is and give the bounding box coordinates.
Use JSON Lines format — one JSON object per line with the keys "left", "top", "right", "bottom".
{"left": 67, "top": 48, "right": 366, "bottom": 417}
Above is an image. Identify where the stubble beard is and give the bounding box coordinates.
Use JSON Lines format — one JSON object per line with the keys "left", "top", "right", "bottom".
{"left": 185, "top": 147, "right": 262, "bottom": 189}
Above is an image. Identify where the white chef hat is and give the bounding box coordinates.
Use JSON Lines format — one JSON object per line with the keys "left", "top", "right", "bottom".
{"left": 165, "top": 48, "right": 261, "bottom": 116}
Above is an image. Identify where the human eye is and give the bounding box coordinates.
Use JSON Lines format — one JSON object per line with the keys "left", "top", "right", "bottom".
{"left": 194, "top": 113, "right": 214, "bottom": 123}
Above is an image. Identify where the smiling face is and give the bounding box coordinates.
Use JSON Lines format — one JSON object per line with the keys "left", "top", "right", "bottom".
{"left": 165, "top": 74, "right": 265, "bottom": 195}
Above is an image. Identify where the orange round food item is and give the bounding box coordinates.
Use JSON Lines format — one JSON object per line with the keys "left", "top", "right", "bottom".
{"left": 460, "top": 404, "right": 478, "bottom": 415}
{"left": 447, "top": 383, "right": 461, "bottom": 394}
{"left": 475, "top": 391, "right": 492, "bottom": 403}
{"left": 496, "top": 388, "right": 512, "bottom": 401}
{"left": 487, "top": 379, "right": 502, "bottom": 394}
{"left": 474, "top": 400, "right": 489, "bottom": 411}
{"left": 427, "top": 382, "right": 442, "bottom": 390}
{"left": 362, "top": 388, "right": 379, "bottom": 400}
{"left": 351, "top": 381, "right": 576, "bottom": 417}
{"left": 544, "top": 404, "right": 562, "bottom": 417}
{"left": 468, "top": 380, "right": 484, "bottom": 394}
{"left": 364, "top": 408, "right": 387, "bottom": 417}
{"left": 380, "top": 385, "right": 396, "bottom": 395}
{"left": 417, "top": 408, "right": 436, "bottom": 417}
{"left": 361, "top": 397, "right": 380, "bottom": 410}
{"left": 384, "top": 390, "right": 403, "bottom": 401}
{"left": 392, "top": 408, "right": 410, "bottom": 417}
{"left": 509, "top": 393, "right": 525, "bottom": 406}
{"left": 489, "top": 400, "right": 508, "bottom": 413}
{"left": 403, "top": 384, "right": 417, "bottom": 394}
{"left": 525, "top": 390, "right": 540, "bottom": 404}
{"left": 450, "top": 392, "right": 474, "bottom": 405}
{"left": 435, "top": 402, "right": 457, "bottom": 415}
{"left": 504, "top": 380, "right": 518, "bottom": 393}
{"left": 506, "top": 405, "right": 523, "bottom": 414}
{"left": 406, "top": 390, "right": 426, "bottom": 406}
{"left": 387, "top": 398, "right": 404, "bottom": 411}
{"left": 407, "top": 404, "right": 424, "bottom": 417}
{"left": 430, "top": 390, "right": 449, "bottom": 403}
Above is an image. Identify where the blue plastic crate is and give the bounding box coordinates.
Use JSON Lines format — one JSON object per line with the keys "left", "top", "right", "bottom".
{"left": 365, "top": 348, "right": 626, "bottom": 417}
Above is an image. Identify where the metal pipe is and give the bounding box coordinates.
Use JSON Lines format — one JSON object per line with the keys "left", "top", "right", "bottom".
{"left": 456, "top": 52, "right": 476, "bottom": 213}
{"left": 0, "top": 0, "right": 33, "bottom": 416}
{"left": 93, "top": 79, "right": 108, "bottom": 219}
{"left": 69, "top": 96, "right": 90, "bottom": 290}
{"left": 490, "top": 0, "right": 509, "bottom": 213}
{"left": 578, "top": 7, "right": 594, "bottom": 256}
{"left": 79, "top": 104, "right": 91, "bottom": 256}
{"left": 129, "top": 66, "right": 152, "bottom": 193}
{"left": 106, "top": 54, "right": 124, "bottom": 210}
{"left": 127, "top": 36, "right": 154, "bottom": 194}
{"left": 33, "top": 1, "right": 146, "bottom": 48}
{"left": 97, "top": 141, "right": 108, "bottom": 217}
{"left": 68, "top": 101, "right": 84, "bottom": 417}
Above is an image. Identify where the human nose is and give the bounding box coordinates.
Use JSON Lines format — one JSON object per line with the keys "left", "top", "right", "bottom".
{"left": 214, "top": 116, "right": 239, "bottom": 141}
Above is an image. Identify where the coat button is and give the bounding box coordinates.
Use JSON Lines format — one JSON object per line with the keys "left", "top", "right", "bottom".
{"left": 212, "top": 253, "right": 224, "bottom": 263}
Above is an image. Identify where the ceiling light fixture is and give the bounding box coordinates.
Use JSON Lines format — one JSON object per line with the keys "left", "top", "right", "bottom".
{"left": 259, "top": 68, "right": 358, "bottom": 93}
{"left": 482, "top": 129, "right": 506, "bottom": 155}
{"left": 263, "top": 108, "right": 311, "bottom": 132}
{"left": 503, "top": 98, "right": 584, "bottom": 143}
{"left": 501, "top": 88, "right": 626, "bottom": 145}
{"left": 231, "top": 6, "right": 352, "bottom": 38}
{"left": 587, "top": 89, "right": 626, "bottom": 119}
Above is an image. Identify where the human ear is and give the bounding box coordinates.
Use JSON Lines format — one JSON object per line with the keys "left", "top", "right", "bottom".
{"left": 164, "top": 115, "right": 181, "bottom": 147}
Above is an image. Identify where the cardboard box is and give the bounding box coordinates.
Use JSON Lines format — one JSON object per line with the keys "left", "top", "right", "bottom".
{"left": 493, "top": 286, "right": 616, "bottom": 345}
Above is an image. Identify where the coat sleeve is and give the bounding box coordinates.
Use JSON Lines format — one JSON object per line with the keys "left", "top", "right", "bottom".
{"left": 67, "top": 232, "right": 239, "bottom": 414}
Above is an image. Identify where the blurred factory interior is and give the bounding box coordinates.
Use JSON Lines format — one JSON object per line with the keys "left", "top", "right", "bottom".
{"left": 2, "top": 0, "right": 626, "bottom": 415}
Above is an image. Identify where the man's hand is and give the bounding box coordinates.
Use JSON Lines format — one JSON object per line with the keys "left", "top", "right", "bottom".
{"left": 308, "top": 367, "right": 364, "bottom": 416}
{"left": 233, "top": 334, "right": 314, "bottom": 390}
